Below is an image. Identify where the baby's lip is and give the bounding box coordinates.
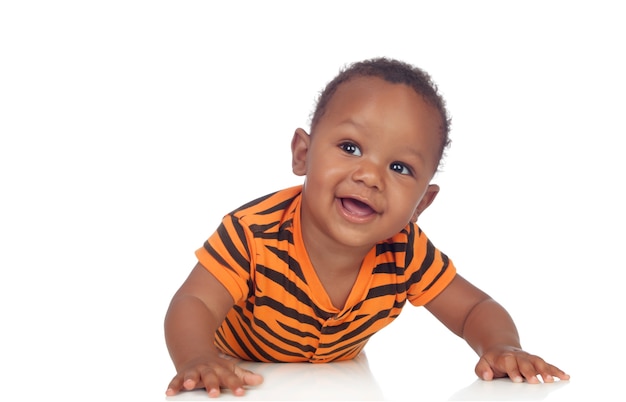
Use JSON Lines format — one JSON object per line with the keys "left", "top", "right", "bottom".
{"left": 339, "top": 197, "right": 378, "bottom": 216}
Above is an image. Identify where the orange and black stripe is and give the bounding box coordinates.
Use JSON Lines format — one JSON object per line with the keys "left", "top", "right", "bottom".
{"left": 196, "top": 185, "right": 456, "bottom": 363}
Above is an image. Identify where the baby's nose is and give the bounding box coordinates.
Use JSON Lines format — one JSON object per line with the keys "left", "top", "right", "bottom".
{"left": 352, "top": 160, "right": 384, "bottom": 190}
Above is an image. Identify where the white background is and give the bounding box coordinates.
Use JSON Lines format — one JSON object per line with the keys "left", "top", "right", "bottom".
{"left": 1, "top": 1, "right": 624, "bottom": 401}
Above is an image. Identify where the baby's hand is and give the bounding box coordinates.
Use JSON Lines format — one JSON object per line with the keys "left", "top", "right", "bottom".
{"left": 475, "top": 346, "right": 570, "bottom": 384}
{"left": 165, "top": 354, "right": 264, "bottom": 398}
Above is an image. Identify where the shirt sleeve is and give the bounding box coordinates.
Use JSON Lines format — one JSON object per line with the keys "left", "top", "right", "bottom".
{"left": 405, "top": 224, "right": 457, "bottom": 306}
{"left": 195, "top": 214, "right": 253, "bottom": 303}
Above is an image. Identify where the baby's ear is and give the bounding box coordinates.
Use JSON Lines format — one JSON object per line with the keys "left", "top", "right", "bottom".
{"left": 291, "top": 128, "right": 310, "bottom": 176}
{"left": 411, "top": 184, "right": 440, "bottom": 222}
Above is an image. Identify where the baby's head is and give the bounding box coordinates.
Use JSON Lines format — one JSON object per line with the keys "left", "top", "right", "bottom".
{"left": 310, "top": 58, "right": 451, "bottom": 169}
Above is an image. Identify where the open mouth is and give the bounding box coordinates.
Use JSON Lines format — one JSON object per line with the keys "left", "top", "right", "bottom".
{"left": 340, "top": 197, "right": 376, "bottom": 217}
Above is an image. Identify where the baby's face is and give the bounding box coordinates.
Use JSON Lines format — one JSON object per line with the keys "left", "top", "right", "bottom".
{"left": 298, "top": 76, "right": 443, "bottom": 249}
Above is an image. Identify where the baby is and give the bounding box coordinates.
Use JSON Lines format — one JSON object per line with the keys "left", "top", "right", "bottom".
{"left": 164, "top": 57, "right": 569, "bottom": 397}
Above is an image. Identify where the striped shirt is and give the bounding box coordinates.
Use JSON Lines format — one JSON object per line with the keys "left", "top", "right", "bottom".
{"left": 196, "top": 185, "right": 456, "bottom": 363}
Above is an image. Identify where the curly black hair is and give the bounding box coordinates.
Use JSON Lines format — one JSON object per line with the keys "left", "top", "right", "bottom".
{"left": 310, "top": 57, "right": 452, "bottom": 168}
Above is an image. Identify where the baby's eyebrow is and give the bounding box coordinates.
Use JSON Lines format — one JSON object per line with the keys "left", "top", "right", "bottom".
{"left": 337, "top": 117, "right": 363, "bottom": 131}
{"left": 396, "top": 144, "right": 426, "bottom": 164}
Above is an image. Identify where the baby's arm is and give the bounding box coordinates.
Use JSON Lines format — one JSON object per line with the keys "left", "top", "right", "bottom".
{"left": 164, "top": 263, "right": 263, "bottom": 397}
{"left": 425, "top": 275, "right": 570, "bottom": 383}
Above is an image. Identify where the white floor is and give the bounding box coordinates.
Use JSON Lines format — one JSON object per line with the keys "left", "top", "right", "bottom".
{"left": 2, "top": 2, "right": 624, "bottom": 401}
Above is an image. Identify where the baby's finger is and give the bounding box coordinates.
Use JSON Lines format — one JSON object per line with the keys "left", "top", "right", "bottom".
{"left": 534, "top": 361, "right": 570, "bottom": 383}
{"left": 197, "top": 368, "right": 222, "bottom": 398}
{"left": 516, "top": 356, "right": 541, "bottom": 384}
{"left": 234, "top": 365, "right": 264, "bottom": 386}
{"left": 210, "top": 365, "right": 249, "bottom": 396}
{"left": 551, "top": 367, "right": 570, "bottom": 381}
{"left": 165, "top": 375, "right": 185, "bottom": 396}
{"left": 496, "top": 353, "right": 524, "bottom": 383}
{"left": 183, "top": 371, "right": 200, "bottom": 390}
{"left": 474, "top": 356, "right": 495, "bottom": 381}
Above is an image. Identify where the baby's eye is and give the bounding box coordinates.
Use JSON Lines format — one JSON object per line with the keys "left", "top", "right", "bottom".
{"left": 390, "top": 162, "right": 411, "bottom": 175}
{"left": 339, "top": 142, "right": 362, "bottom": 156}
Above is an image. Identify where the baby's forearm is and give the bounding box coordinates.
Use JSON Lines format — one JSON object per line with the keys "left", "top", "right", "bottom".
{"left": 164, "top": 294, "right": 222, "bottom": 369}
{"left": 461, "top": 298, "right": 522, "bottom": 356}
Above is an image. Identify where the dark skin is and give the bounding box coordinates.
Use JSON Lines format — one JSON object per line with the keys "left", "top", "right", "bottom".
{"left": 165, "top": 77, "right": 569, "bottom": 397}
{"left": 165, "top": 264, "right": 263, "bottom": 397}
